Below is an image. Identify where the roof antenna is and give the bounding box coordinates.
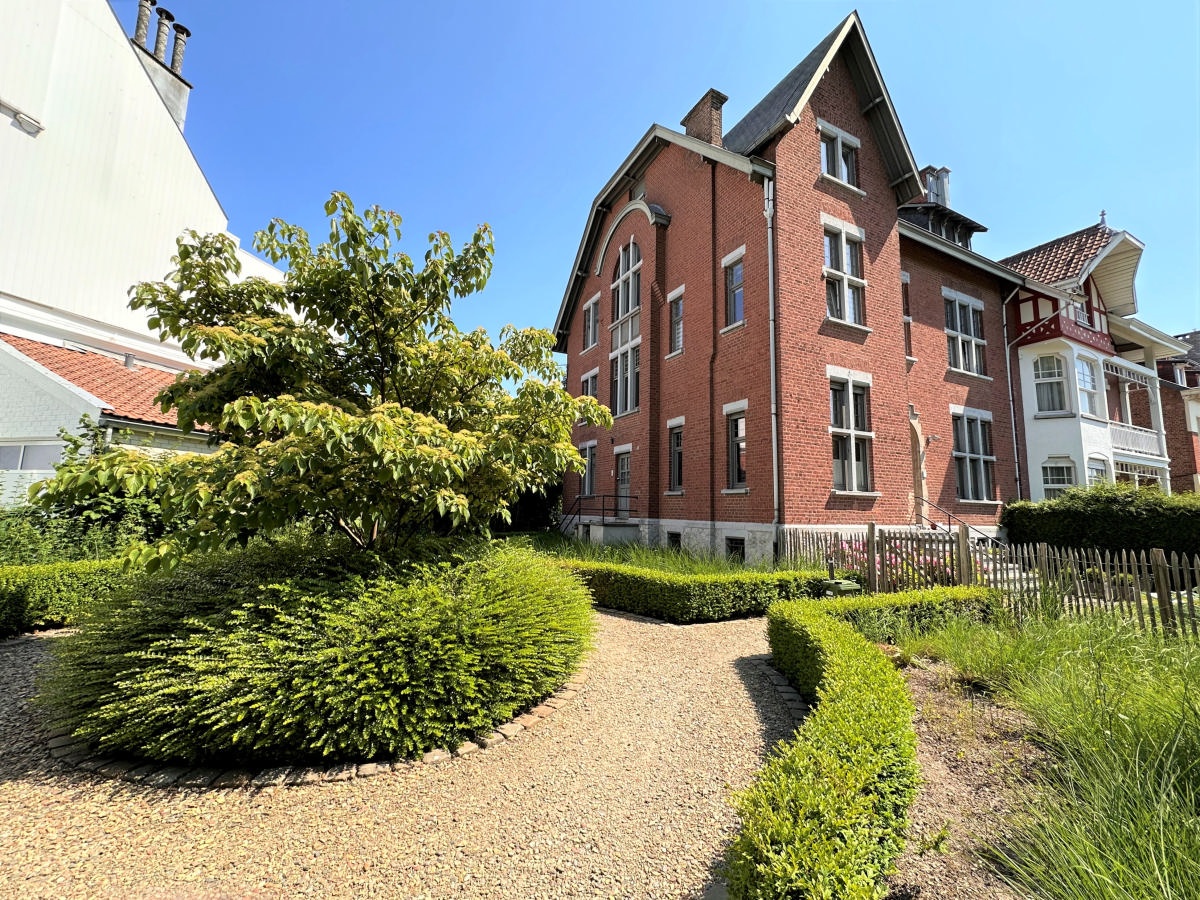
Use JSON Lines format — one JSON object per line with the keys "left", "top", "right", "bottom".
{"left": 1099, "top": 209, "right": 1107, "bottom": 227}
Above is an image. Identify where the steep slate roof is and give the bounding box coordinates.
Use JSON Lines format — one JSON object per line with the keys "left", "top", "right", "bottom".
{"left": 722, "top": 19, "right": 844, "bottom": 155}
{"left": 0, "top": 334, "right": 181, "bottom": 427}
{"left": 999, "top": 223, "right": 1115, "bottom": 285}
{"left": 721, "top": 11, "right": 922, "bottom": 205}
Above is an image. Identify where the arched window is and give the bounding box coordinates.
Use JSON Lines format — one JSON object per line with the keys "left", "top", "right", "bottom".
{"left": 611, "top": 239, "right": 641, "bottom": 321}
{"left": 609, "top": 239, "right": 642, "bottom": 416}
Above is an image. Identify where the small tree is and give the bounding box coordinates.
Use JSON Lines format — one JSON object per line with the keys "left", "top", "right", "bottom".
{"left": 35, "top": 193, "right": 609, "bottom": 569}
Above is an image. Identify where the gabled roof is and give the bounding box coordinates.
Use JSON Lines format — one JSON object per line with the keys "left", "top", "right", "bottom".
{"left": 0, "top": 333, "right": 182, "bottom": 427}
{"left": 722, "top": 11, "right": 923, "bottom": 205}
{"left": 999, "top": 223, "right": 1115, "bottom": 285}
{"left": 552, "top": 125, "right": 774, "bottom": 351}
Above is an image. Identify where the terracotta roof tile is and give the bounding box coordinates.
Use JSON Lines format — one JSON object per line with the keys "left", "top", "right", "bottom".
{"left": 999, "top": 223, "right": 1114, "bottom": 285}
{"left": 1, "top": 333, "right": 186, "bottom": 427}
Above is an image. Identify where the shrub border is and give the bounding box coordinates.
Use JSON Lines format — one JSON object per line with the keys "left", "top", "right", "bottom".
{"left": 725, "top": 586, "right": 1001, "bottom": 899}
{"left": 33, "top": 646, "right": 592, "bottom": 791}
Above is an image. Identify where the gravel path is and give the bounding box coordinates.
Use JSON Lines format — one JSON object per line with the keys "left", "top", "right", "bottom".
{"left": 0, "top": 612, "right": 796, "bottom": 899}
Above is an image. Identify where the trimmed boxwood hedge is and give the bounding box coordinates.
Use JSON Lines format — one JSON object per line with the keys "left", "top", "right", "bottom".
{"left": 561, "top": 559, "right": 830, "bottom": 623}
{"left": 1001, "top": 482, "right": 1200, "bottom": 555}
{"left": 0, "top": 559, "right": 124, "bottom": 638}
{"left": 725, "top": 586, "right": 1000, "bottom": 899}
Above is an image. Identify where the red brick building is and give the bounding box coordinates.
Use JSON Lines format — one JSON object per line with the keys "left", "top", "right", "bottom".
{"left": 553, "top": 12, "right": 1189, "bottom": 561}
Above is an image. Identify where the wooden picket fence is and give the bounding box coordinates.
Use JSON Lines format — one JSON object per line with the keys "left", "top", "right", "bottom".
{"left": 779, "top": 525, "right": 1200, "bottom": 642}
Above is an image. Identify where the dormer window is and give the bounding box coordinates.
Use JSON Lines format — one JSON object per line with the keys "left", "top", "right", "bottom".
{"left": 817, "top": 118, "right": 860, "bottom": 189}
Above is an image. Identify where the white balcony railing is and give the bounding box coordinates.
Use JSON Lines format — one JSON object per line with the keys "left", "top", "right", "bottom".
{"left": 1109, "top": 421, "right": 1165, "bottom": 457}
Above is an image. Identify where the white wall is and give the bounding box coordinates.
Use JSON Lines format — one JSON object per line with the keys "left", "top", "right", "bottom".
{"left": 0, "top": 0, "right": 273, "bottom": 344}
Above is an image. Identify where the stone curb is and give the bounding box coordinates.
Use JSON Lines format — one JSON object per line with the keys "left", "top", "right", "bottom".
{"left": 45, "top": 663, "right": 591, "bottom": 792}
{"left": 747, "top": 654, "right": 813, "bottom": 721}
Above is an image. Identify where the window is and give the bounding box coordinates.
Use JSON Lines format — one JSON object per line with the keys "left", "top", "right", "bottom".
{"left": 667, "top": 531, "right": 682, "bottom": 550}
{"left": 1076, "top": 358, "right": 1100, "bottom": 416}
{"left": 580, "top": 368, "right": 598, "bottom": 399}
{"left": 609, "top": 239, "right": 642, "bottom": 416}
{"left": 952, "top": 412, "right": 996, "bottom": 501}
{"left": 830, "top": 378, "right": 872, "bottom": 492}
{"left": 581, "top": 296, "right": 599, "bottom": 351}
{"left": 727, "top": 414, "right": 747, "bottom": 489}
{"left": 944, "top": 290, "right": 986, "bottom": 375}
{"left": 1087, "top": 458, "right": 1109, "bottom": 486}
{"left": 817, "top": 118, "right": 860, "bottom": 188}
{"left": 668, "top": 425, "right": 683, "bottom": 492}
{"left": 1033, "top": 355, "right": 1067, "bottom": 412}
{"left": 579, "top": 444, "right": 596, "bottom": 496}
{"left": 725, "top": 259, "right": 744, "bottom": 326}
{"left": 1042, "top": 462, "right": 1076, "bottom": 499}
{"left": 0, "top": 443, "right": 63, "bottom": 470}
{"left": 668, "top": 288, "right": 684, "bottom": 354}
{"left": 823, "top": 223, "right": 866, "bottom": 326}
{"left": 725, "top": 537, "right": 746, "bottom": 562}
{"left": 1066, "top": 297, "right": 1091, "bottom": 328}
{"left": 901, "top": 275, "right": 914, "bottom": 359}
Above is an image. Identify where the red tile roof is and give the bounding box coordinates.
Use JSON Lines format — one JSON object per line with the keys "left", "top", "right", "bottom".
{"left": 999, "top": 223, "right": 1114, "bottom": 285}
{"left": 0, "top": 334, "right": 185, "bottom": 427}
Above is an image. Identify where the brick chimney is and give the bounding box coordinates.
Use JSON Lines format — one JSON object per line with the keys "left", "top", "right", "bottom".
{"left": 681, "top": 89, "right": 729, "bottom": 147}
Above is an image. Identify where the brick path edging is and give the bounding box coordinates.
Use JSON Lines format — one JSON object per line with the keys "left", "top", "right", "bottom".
{"left": 44, "top": 663, "right": 591, "bottom": 792}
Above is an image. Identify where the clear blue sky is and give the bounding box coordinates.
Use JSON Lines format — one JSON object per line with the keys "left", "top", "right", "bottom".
{"left": 115, "top": 0, "right": 1200, "bottom": 340}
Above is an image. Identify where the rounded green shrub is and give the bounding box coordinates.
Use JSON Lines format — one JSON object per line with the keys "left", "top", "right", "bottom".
{"left": 39, "top": 541, "right": 593, "bottom": 765}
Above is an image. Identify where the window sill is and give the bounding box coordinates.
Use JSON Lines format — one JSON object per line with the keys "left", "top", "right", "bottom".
{"left": 957, "top": 499, "right": 1002, "bottom": 506}
{"left": 722, "top": 487, "right": 749, "bottom": 495}
{"left": 580, "top": 343, "right": 598, "bottom": 355}
{"left": 905, "top": 356, "right": 918, "bottom": 364}
{"left": 1081, "top": 413, "right": 1107, "bottom": 423}
{"left": 612, "top": 408, "right": 641, "bottom": 420}
{"left": 664, "top": 349, "right": 683, "bottom": 360}
{"left": 663, "top": 490, "right": 685, "bottom": 497}
{"left": 1034, "top": 411, "right": 1075, "bottom": 420}
{"left": 720, "top": 320, "right": 746, "bottom": 336}
{"left": 823, "top": 317, "right": 872, "bottom": 335}
{"left": 818, "top": 172, "right": 867, "bottom": 198}
{"left": 946, "top": 368, "right": 993, "bottom": 382}
{"left": 830, "top": 490, "right": 881, "bottom": 498}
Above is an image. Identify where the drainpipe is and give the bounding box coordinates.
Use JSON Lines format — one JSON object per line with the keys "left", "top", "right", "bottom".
{"left": 764, "top": 177, "right": 781, "bottom": 532}
{"left": 707, "top": 160, "right": 718, "bottom": 553}
{"left": 1001, "top": 284, "right": 1023, "bottom": 499}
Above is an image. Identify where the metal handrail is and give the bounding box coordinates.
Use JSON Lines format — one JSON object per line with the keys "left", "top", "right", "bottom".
{"left": 914, "top": 495, "right": 1004, "bottom": 547}
{"left": 560, "top": 493, "right": 641, "bottom": 531}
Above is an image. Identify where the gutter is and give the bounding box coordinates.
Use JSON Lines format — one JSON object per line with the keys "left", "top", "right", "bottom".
{"left": 1001, "top": 284, "right": 1023, "bottom": 500}
{"left": 764, "top": 177, "right": 781, "bottom": 532}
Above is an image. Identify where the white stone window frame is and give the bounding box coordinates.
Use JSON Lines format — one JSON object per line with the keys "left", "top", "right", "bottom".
{"left": 1076, "top": 355, "right": 1103, "bottom": 418}
{"left": 722, "top": 247, "right": 746, "bottom": 330}
{"left": 580, "top": 293, "right": 600, "bottom": 352}
{"left": 817, "top": 118, "right": 863, "bottom": 193}
{"left": 667, "top": 284, "right": 685, "bottom": 357}
{"left": 608, "top": 238, "right": 642, "bottom": 417}
{"left": 1041, "top": 458, "right": 1077, "bottom": 499}
{"left": 1086, "top": 456, "right": 1110, "bottom": 486}
{"left": 827, "top": 367, "right": 875, "bottom": 494}
{"left": 667, "top": 417, "right": 684, "bottom": 493}
{"left": 821, "top": 213, "right": 868, "bottom": 329}
{"left": 1033, "top": 353, "right": 1069, "bottom": 414}
{"left": 943, "top": 287, "right": 987, "bottom": 377}
{"left": 722, "top": 399, "right": 748, "bottom": 492}
{"left": 949, "top": 404, "right": 997, "bottom": 503}
{"left": 579, "top": 366, "right": 599, "bottom": 399}
{"left": 610, "top": 238, "right": 642, "bottom": 323}
{"left": 900, "top": 271, "right": 916, "bottom": 363}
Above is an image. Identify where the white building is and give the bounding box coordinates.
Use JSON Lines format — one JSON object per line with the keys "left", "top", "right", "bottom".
{"left": 0, "top": 0, "right": 277, "bottom": 501}
{"left": 1002, "top": 220, "right": 1190, "bottom": 499}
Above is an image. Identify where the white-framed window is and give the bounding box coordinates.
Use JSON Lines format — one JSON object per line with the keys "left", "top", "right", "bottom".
{"left": 901, "top": 272, "right": 914, "bottom": 360}
{"left": 0, "top": 443, "right": 63, "bottom": 471}
{"left": 668, "top": 425, "right": 683, "bottom": 492}
{"left": 1076, "top": 357, "right": 1100, "bottom": 416}
{"left": 1042, "top": 461, "right": 1076, "bottom": 499}
{"left": 823, "top": 216, "right": 866, "bottom": 326}
{"left": 817, "top": 118, "right": 860, "bottom": 188}
{"left": 668, "top": 286, "right": 684, "bottom": 354}
{"left": 579, "top": 367, "right": 599, "bottom": 399}
{"left": 1033, "top": 355, "right": 1068, "bottom": 412}
{"left": 951, "top": 410, "right": 996, "bottom": 501}
{"left": 581, "top": 295, "right": 599, "bottom": 351}
{"left": 830, "top": 377, "right": 873, "bottom": 491}
{"left": 728, "top": 414, "right": 747, "bottom": 489}
{"left": 609, "top": 239, "right": 642, "bottom": 416}
{"left": 1087, "top": 457, "right": 1109, "bottom": 485}
{"left": 724, "top": 249, "right": 745, "bottom": 327}
{"left": 579, "top": 443, "right": 597, "bottom": 496}
{"left": 1066, "top": 297, "right": 1091, "bottom": 328}
{"left": 944, "top": 288, "right": 986, "bottom": 375}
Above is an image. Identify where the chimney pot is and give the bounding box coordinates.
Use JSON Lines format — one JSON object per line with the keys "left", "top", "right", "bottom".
{"left": 123, "top": 353, "right": 137, "bottom": 369}
{"left": 154, "top": 7, "right": 174, "bottom": 63}
{"left": 170, "top": 22, "right": 191, "bottom": 75}
{"left": 134, "top": 0, "right": 157, "bottom": 47}
{"left": 681, "top": 88, "right": 729, "bottom": 148}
